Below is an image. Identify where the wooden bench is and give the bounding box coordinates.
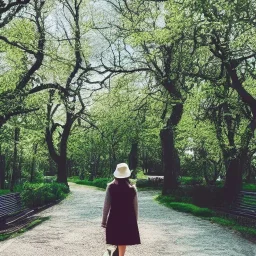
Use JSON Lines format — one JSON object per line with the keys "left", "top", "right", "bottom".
{"left": 227, "top": 191, "right": 256, "bottom": 219}
{"left": 214, "top": 191, "right": 256, "bottom": 227}
{"left": 0, "top": 193, "right": 34, "bottom": 230}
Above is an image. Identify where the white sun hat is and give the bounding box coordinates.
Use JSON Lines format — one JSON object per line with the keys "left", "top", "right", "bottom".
{"left": 113, "top": 163, "right": 131, "bottom": 178}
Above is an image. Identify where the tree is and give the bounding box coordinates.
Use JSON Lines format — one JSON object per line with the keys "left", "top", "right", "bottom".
{"left": 41, "top": 0, "right": 101, "bottom": 184}
{"left": 97, "top": 0, "right": 194, "bottom": 193}
{"left": 0, "top": 0, "right": 46, "bottom": 129}
{"left": 0, "top": 0, "right": 31, "bottom": 28}
{"left": 186, "top": 0, "right": 256, "bottom": 198}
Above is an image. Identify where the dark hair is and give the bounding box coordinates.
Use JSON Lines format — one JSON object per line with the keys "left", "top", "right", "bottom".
{"left": 115, "top": 177, "right": 132, "bottom": 186}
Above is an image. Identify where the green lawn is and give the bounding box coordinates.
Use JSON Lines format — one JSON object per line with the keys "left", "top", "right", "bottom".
{"left": 0, "top": 189, "right": 10, "bottom": 196}
{"left": 0, "top": 217, "right": 49, "bottom": 241}
{"left": 155, "top": 195, "right": 214, "bottom": 217}
{"left": 155, "top": 194, "right": 256, "bottom": 239}
{"left": 242, "top": 183, "right": 256, "bottom": 192}
{"left": 136, "top": 170, "right": 148, "bottom": 179}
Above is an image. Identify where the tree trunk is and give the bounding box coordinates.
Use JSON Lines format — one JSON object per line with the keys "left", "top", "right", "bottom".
{"left": 161, "top": 102, "right": 183, "bottom": 194}
{"left": 246, "top": 165, "right": 253, "bottom": 183}
{"left": 30, "top": 143, "right": 38, "bottom": 182}
{"left": 160, "top": 128, "right": 179, "bottom": 194}
{"left": 10, "top": 127, "right": 20, "bottom": 191}
{"left": 224, "top": 125, "right": 252, "bottom": 200}
{"left": 57, "top": 154, "right": 68, "bottom": 184}
{"left": 224, "top": 157, "right": 242, "bottom": 202}
{"left": 45, "top": 107, "right": 73, "bottom": 186}
{"left": 129, "top": 142, "right": 138, "bottom": 179}
{"left": 48, "top": 155, "right": 56, "bottom": 176}
{"left": 0, "top": 155, "right": 5, "bottom": 189}
{"left": 18, "top": 149, "right": 23, "bottom": 182}
{"left": 56, "top": 115, "right": 72, "bottom": 185}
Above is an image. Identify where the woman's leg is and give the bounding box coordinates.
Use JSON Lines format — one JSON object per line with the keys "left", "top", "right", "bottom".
{"left": 118, "top": 245, "right": 126, "bottom": 256}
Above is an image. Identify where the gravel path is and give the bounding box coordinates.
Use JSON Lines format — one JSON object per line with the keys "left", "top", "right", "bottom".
{"left": 0, "top": 182, "right": 256, "bottom": 256}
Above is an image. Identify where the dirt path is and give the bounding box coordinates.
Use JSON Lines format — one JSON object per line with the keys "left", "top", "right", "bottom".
{"left": 0, "top": 182, "right": 256, "bottom": 256}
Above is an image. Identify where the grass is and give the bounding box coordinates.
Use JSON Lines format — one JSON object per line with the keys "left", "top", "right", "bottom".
{"left": 242, "top": 183, "right": 256, "bottom": 192}
{"left": 0, "top": 217, "right": 50, "bottom": 241}
{"left": 210, "top": 217, "right": 256, "bottom": 237}
{"left": 215, "top": 181, "right": 256, "bottom": 192}
{"left": 136, "top": 170, "right": 148, "bottom": 179}
{"left": 155, "top": 194, "right": 256, "bottom": 239}
{"left": 0, "top": 189, "right": 10, "bottom": 196}
{"left": 137, "top": 187, "right": 162, "bottom": 191}
{"left": 155, "top": 195, "right": 214, "bottom": 217}
{"left": 68, "top": 176, "right": 140, "bottom": 190}
{"left": 68, "top": 177, "right": 111, "bottom": 189}
{"left": 179, "top": 176, "right": 203, "bottom": 185}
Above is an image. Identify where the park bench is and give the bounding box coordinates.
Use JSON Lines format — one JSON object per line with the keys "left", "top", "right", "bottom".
{"left": 226, "top": 191, "right": 256, "bottom": 219}
{"left": 0, "top": 193, "right": 34, "bottom": 230}
{"left": 214, "top": 191, "right": 256, "bottom": 227}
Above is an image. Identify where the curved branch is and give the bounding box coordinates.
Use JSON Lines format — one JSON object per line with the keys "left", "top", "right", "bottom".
{"left": 0, "top": 35, "right": 36, "bottom": 55}
{"left": 0, "top": 0, "right": 30, "bottom": 15}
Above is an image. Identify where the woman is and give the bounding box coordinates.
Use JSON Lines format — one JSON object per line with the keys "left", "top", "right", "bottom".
{"left": 102, "top": 163, "right": 141, "bottom": 256}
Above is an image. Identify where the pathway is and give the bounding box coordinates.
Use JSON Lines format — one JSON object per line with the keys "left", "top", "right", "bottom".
{"left": 0, "top": 183, "right": 256, "bottom": 256}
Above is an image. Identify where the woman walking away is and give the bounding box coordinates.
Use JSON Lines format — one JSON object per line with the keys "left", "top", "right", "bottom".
{"left": 102, "top": 163, "right": 141, "bottom": 256}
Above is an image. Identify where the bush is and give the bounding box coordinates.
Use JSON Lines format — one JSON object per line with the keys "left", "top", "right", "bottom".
{"left": 0, "top": 189, "right": 10, "bottom": 196}
{"left": 70, "top": 177, "right": 138, "bottom": 189}
{"left": 44, "top": 176, "right": 57, "bottom": 183}
{"left": 167, "top": 187, "right": 193, "bottom": 203}
{"left": 136, "top": 179, "right": 150, "bottom": 187}
{"left": 179, "top": 176, "right": 203, "bottom": 185}
{"left": 75, "top": 178, "right": 110, "bottom": 189}
{"left": 20, "top": 182, "right": 69, "bottom": 208}
{"left": 242, "top": 183, "right": 256, "bottom": 192}
{"left": 136, "top": 170, "right": 147, "bottom": 179}
{"left": 136, "top": 177, "right": 163, "bottom": 188}
{"left": 159, "top": 185, "right": 225, "bottom": 208}
{"left": 192, "top": 185, "right": 224, "bottom": 207}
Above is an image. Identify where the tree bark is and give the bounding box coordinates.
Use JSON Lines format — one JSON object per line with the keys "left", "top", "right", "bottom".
{"left": 57, "top": 155, "right": 68, "bottom": 184}
{"left": 161, "top": 102, "right": 183, "bottom": 194}
{"left": 10, "top": 127, "right": 20, "bottom": 191}
{"left": 18, "top": 148, "right": 23, "bottom": 182}
{"left": 48, "top": 154, "right": 56, "bottom": 176}
{"left": 45, "top": 111, "right": 73, "bottom": 185}
{"left": 160, "top": 128, "right": 179, "bottom": 194}
{"left": 30, "top": 143, "right": 38, "bottom": 182}
{"left": 129, "top": 142, "right": 138, "bottom": 178}
{"left": 56, "top": 114, "right": 73, "bottom": 184}
{"left": 224, "top": 121, "right": 254, "bottom": 200}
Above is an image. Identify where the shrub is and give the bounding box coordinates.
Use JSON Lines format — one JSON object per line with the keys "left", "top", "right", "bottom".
{"left": 242, "top": 183, "right": 256, "bottom": 192}
{"left": 20, "top": 182, "right": 69, "bottom": 208}
{"left": 136, "top": 179, "right": 149, "bottom": 188}
{"left": 179, "top": 176, "right": 203, "bottom": 185}
{"left": 76, "top": 178, "right": 110, "bottom": 189}
{"left": 0, "top": 189, "right": 10, "bottom": 196}
{"left": 44, "top": 176, "right": 57, "bottom": 183}
{"left": 192, "top": 185, "right": 224, "bottom": 207}
{"left": 136, "top": 177, "right": 163, "bottom": 188}
{"left": 136, "top": 170, "right": 148, "bottom": 179}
